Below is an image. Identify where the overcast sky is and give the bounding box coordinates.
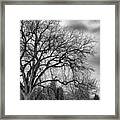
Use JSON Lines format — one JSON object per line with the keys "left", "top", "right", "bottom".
{"left": 61, "top": 20, "right": 100, "bottom": 82}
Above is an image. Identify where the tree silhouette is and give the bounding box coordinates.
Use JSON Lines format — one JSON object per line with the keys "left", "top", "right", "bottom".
{"left": 20, "top": 20, "right": 96, "bottom": 100}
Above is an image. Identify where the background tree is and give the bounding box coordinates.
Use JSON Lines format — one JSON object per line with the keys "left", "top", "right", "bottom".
{"left": 20, "top": 20, "right": 96, "bottom": 100}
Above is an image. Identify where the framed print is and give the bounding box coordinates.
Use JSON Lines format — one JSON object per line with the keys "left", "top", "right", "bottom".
{"left": 0, "top": 0, "right": 119, "bottom": 119}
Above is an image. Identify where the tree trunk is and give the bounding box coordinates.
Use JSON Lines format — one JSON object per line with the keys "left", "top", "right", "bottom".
{"left": 24, "top": 94, "right": 31, "bottom": 100}
{"left": 20, "top": 90, "right": 31, "bottom": 100}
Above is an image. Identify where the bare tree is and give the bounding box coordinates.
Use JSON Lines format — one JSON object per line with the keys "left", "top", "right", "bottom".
{"left": 20, "top": 20, "right": 96, "bottom": 100}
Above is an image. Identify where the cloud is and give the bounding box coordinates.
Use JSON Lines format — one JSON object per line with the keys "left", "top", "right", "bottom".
{"left": 62, "top": 20, "right": 100, "bottom": 54}
{"left": 92, "top": 26, "right": 100, "bottom": 33}
{"left": 67, "top": 20, "right": 89, "bottom": 31}
{"left": 62, "top": 20, "right": 100, "bottom": 33}
{"left": 60, "top": 20, "right": 100, "bottom": 80}
{"left": 89, "top": 55, "right": 100, "bottom": 66}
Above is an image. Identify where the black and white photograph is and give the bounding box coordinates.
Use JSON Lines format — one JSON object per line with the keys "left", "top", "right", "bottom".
{"left": 20, "top": 20, "right": 100, "bottom": 100}
{"left": 2, "top": 2, "right": 117, "bottom": 117}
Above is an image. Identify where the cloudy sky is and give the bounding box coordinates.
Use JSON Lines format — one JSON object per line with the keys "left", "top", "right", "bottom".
{"left": 61, "top": 20, "right": 100, "bottom": 82}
